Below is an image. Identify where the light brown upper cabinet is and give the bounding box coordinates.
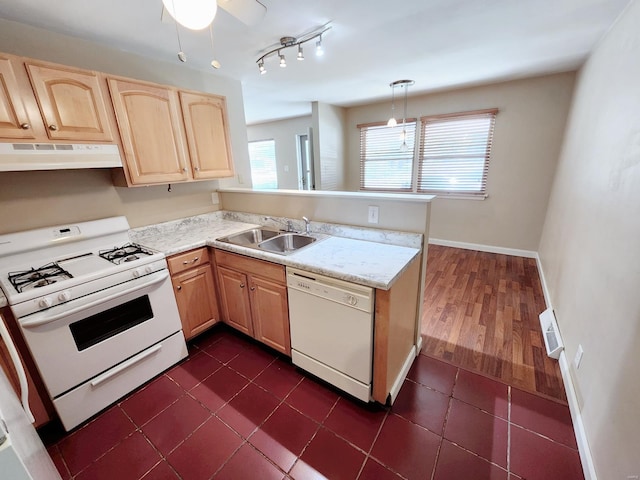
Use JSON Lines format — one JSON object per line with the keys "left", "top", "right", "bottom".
{"left": 0, "top": 55, "right": 38, "bottom": 140}
{"left": 179, "top": 91, "right": 234, "bottom": 180}
{"left": 108, "top": 77, "right": 190, "bottom": 185}
{"left": 25, "top": 62, "right": 113, "bottom": 142}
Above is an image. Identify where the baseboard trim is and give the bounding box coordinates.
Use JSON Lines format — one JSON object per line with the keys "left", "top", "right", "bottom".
{"left": 559, "top": 352, "right": 598, "bottom": 480}
{"left": 388, "top": 346, "right": 417, "bottom": 404}
{"left": 535, "top": 253, "right": 553, "bottom": 309}
{"left": 428, "top": 238, "right": 537, "bottom": 258}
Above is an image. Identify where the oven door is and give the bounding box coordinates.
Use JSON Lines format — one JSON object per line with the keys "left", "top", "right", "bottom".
{"left": 17, "top": 270, "right": 183, "bottom": 398}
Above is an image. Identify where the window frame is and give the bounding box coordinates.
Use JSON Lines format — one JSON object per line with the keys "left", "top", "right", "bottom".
{"left": 357, "top": 119, "right": 417, "bottom": 192}
{"left": 357, "top": 109, "right": 498, "bottom": 198}
{"left": 417, "top": 108, "right": 498, "bottom": 198}
{"left": 248, "top": 138, "right": 278, "bottom": 190}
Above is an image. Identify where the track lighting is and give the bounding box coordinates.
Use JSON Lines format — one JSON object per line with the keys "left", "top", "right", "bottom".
{"left": 256, "top": 26, "right": 330, "bottom": 74}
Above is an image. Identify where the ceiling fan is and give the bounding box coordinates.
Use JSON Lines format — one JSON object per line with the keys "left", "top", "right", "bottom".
{"left": 161, "top": 0, "right": 266, "bottom": 66}
{"left": 161, "top": 0, "right": 266, "bottom": 28}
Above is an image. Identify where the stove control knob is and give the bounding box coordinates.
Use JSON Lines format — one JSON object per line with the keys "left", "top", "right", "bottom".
{"left": 39, "top": 297, "right": 53, "bottom": 308}
{"left": 132, "top": 269, "right": 142, "bottom": 278}
{"left": 144, "top": 266, "right": 153, "bottom": 274}
{"left": 58, "top": 290, "right": 72, "bottom": 302}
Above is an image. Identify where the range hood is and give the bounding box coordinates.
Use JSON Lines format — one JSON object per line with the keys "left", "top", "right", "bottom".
{"left": 0, "top": 143, "right": 122, "bottom": 171}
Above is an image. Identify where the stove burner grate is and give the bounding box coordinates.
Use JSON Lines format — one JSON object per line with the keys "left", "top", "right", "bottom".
{"left": 99, "top": 243, "right": 154, "bottom": 265}
{"left": 8, "top": 263, "right": 73, "bottom": 293}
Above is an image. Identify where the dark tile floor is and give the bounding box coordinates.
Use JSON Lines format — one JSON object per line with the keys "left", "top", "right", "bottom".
{"left": 43, "top": 325, "right": 584, "bottom": 480}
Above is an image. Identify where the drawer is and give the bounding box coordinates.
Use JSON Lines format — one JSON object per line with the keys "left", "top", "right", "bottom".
{"left": 167, "top": 247, "right": 210, "bottom": 274}
{"left": 214, "top": 249, "right": 285, "bottom": 284}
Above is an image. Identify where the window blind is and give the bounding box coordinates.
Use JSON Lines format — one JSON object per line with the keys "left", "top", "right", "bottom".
{"left": 358, "top": 120, "right": 416, "bottom": 191}
{"left": 417, "top": 109, "right": 497, "bottom": 196}
{"left": 248, "top": 139, "right": 278, "bottom": 189}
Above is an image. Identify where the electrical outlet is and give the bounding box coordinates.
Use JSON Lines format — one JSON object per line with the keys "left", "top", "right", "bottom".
{"left": 627, "top": 475, "right": 639, "bottom": 480}
{"left": 284, "top": 165, "right": 289, "bottom": 172}
{"left": 211, "top": 192, "right": 220, "bottom": 205}
{"left": 368, "top": 206, "right": 379, "bottom": 224}
{"left": 237, "top": 173, "right": 244, "bottom": 184}
{"left": 574, "top": 344, "right": 584, "bottom": 369}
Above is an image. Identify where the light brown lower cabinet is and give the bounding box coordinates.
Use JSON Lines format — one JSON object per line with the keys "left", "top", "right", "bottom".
{"left": 168, "top": 248, "right": 220, "bottom": 340}
{"left": 214, "top": 250, "right": 291, "bottom": 356}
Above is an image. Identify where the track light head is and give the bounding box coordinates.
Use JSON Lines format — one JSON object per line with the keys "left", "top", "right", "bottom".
{"left": 297, "top": 44, "right": 304, "bottom": 61}
{"left": 315, "top": 35, "right": 324, "bottom": 56}
{"left": 279, "top": 53, "right": 287, "bottom": 67}
{"left": 258, "top": 60, "right": 266, "bottom": 74}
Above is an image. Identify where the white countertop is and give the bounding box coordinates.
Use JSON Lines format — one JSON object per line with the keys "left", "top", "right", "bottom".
{"left": 130, "top": 212, "right": 422, "bottom": 290}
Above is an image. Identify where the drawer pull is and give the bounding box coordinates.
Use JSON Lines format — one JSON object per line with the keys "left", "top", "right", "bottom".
{"left": 182, "top": 256, "right": 199, "bottom": 265}
{"left": 240, "top": 283, "right": 245, "bottom": 288}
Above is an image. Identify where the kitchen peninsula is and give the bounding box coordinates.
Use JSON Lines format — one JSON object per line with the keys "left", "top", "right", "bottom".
{"left": 129, "top": 187, "right": 433, "bottom": 404}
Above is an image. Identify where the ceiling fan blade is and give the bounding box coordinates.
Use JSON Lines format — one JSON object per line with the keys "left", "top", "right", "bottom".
{"left": 217, "top": 0, "right": 266, "bottom": 26}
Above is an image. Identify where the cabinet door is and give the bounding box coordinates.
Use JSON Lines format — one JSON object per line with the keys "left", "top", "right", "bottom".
{"left": 0, "top": 56, "right": 37, "bottom": 140}
{"left": 179, "top": 91, "right": 234, "bottom": 179}
{"left": 172, "top": 264, "right": 220, "bottom": 340}
{"left": 108, "top": 78, "right": 189, "bottom": 185}
{"left": 217, "top": 266, "right": 254, "bottom": 336}
{"left": 249, "top": 275, "right": 291, "bottom": 355}
{"left": 26, "top": 63, "right": 113, "bottom": 142}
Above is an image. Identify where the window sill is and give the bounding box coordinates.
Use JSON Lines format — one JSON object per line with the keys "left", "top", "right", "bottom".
{"left": 432, "top": 194, "right": 488, "bottom": 201}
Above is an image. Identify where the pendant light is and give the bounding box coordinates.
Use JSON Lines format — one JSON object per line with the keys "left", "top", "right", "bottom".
{"left": 163, "top": 0, "right": 217, "bottom": 31}
{"left": 388, "top": 80, "right": 414, "bottom": 151}
{"left": 209, "top": 24, "right": 221, "bottom": 69}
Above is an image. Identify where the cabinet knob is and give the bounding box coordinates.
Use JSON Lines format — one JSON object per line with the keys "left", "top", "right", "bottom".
{"left": 195, "top": 167, "right": 200, "bottom": 172}
{"left": 182, "top": 167, "right": 187, "bottom": 172}
{"left": 176, "top": 285, "right": 182, "bottom": 291}
{"left": 20, "top": 123, "right": 30, "bottom": 130}
{"left": 240, "top": 283, "right": 245, "bottom": 288}
{"left": 250, "top": 286, "right": 255, "bottom": 291}
{"left": 48, "top": 124, "right": 58, "bottom": 131}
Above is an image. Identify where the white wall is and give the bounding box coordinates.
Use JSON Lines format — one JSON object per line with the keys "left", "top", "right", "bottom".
{"left": 312, "top": 102, "right": 347, "bottom": 190}
{"left": 0, "top": 18, "right": 249, "bottom": 233}
{"left": 345, "top": 73, "right": 576, "bottom": 252}
{"left": 247, "top": 116, "right": 312, "bottom": 189}
{"left": 538, "top": 1, "right": 640, "bottom": 477}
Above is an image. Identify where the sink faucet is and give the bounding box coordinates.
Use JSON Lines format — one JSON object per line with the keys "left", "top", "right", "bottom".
{"left": 264, "top": 216, "right": 295, "bottom": 232}
{"left": 302, "top": 216, "right": 311, "bottom": 235}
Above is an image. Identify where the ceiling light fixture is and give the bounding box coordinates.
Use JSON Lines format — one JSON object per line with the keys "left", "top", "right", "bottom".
{"left": 209, "top": 24, "right": 221, "bottom": 69}
{"left": 315, "top": 35, "right": 324, "bottom": 56}
{"left": 387, "top": 79, "right": 415, "bottom": 151}
{"left": 162, "top": 0, "right": 218, "bottom": 30}
{"left": 256, "top": 26, "right": 330, "bottom": 75}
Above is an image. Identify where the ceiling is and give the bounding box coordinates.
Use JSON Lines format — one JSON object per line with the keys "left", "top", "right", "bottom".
{"left": 0, "top": 0, "right": 631, "bottom": 124}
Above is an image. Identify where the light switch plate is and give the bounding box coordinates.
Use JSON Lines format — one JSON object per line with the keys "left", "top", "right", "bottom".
{"left": 574, "top": 344, "right": 584, "bottom": 369}
{"left": 368, "top": 206, "right": 379, "bottom": 224}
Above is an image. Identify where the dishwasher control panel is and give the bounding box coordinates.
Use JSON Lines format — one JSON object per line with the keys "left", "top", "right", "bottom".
{"left": 286, "top": 268, "right": 374, "bottom": 313}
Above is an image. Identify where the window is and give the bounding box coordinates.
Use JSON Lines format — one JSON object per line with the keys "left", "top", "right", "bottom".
{"left": 248, "top": 139, "right": 278, "bottom": 189}
{"left": 418, "top": 109, "right": 497, "bottom": 196}
{"left": 358, "top": 109, "right": 497, "bottom": 197}
{"left": 358, "top": 120, "right": 417, "bottom": 191}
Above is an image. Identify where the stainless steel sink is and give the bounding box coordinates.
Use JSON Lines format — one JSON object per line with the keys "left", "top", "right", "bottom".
{"left": 217, "top": 228, "right": 320, "bottom": 255}
{"left": 258, "top": 233, "right": 317, "bottom": 255}
{"left": 217, "top": 228, "right": 280, "bottom": 247}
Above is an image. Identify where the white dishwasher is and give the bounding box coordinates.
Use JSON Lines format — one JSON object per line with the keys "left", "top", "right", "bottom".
{"left": 286, "top": 267, "right": 374, "bottom": 402}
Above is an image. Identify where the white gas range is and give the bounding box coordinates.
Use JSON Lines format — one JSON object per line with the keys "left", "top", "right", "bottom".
{"left": 0, "top": 217, "right": 187, "bottom": 431}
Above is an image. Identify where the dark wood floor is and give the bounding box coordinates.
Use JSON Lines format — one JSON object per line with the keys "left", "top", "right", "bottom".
{"left": 421, "top": 244, "right": 566, "bottom": 402}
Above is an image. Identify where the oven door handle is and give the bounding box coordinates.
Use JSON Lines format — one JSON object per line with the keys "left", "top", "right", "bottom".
{"left": 90, "top": 343, "right": 163, "bottom": 388}
{"left": 20, "top": 271, "right": 170, "bottom": 328}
